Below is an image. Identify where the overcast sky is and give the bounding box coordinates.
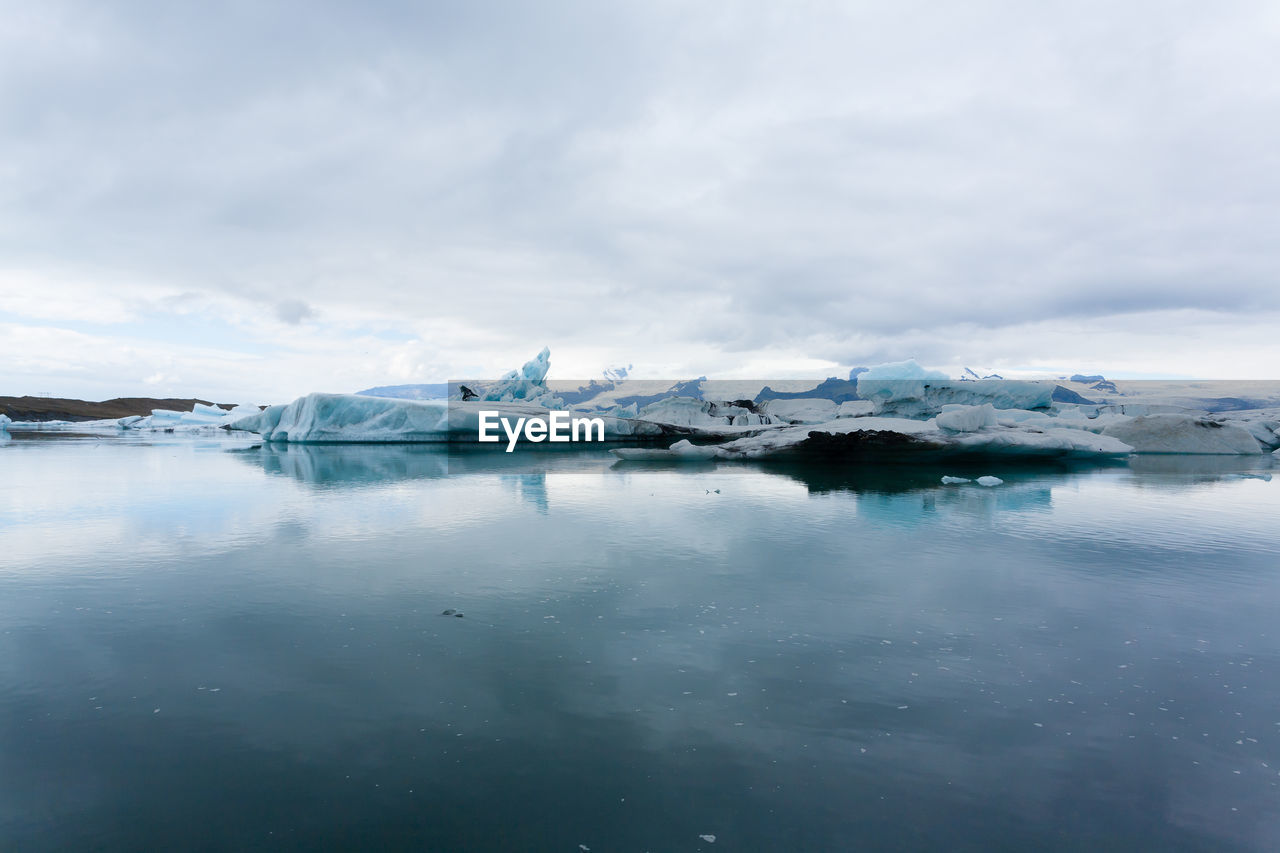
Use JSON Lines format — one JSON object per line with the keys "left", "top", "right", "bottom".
{"left": 3, "top": 0, "right": 1279, "bottom": 402}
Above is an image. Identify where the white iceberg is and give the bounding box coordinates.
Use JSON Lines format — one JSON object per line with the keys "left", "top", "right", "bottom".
{"left": 226, "top": 393, "right": 690, "bottom": 443}
{"left": 468, "top": 347, "right": 563, "bottom": 407}
{"left": 856, "top": 361, "right": 1053, "bottom": 418}
{"left": 113, "top": 401, "right": 263, "bottom": 432}
{"left": 760, "top": 398, "right": 838, "bottom": 424}
{"left": 976, "top": 475, "right": 1004, "bottom": 487}
{"left": 836, "top": 400, "right": 876, "bottom": 418}
{"left": 1100, "top": 414, "right": 1263, "bottom": 455}
{"left": 935, "top": 404, "right": 997, "bottom": 433}
{"left": 614, "top": 416, "right": 1133, "bottom": 461}
{"left": 636, "top": 397, "right": 770, "bottom": 427}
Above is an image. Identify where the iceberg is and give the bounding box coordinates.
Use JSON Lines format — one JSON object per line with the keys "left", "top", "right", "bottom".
{"left": 1100, "top": 414, "right": 1263, "bottom": 455}
{"left": 759, "top": 398, "right": 838, "bottom": 424}
{"left": 613, "top": 416, "right": 1133, "bottom": 461}
{"left": 935, "top": 404, "right": 997, "bottom": 433}
{"left": 226, "top": 393, "right": 695, "bottom": 443}
{"left": 855, "top": 361, "right": 1053, "bottom": 418}
{"left": 113, "top": 402, "right": 263, "bottom": 432}
{"left": 837, "top": 400, "right": 876, "bottom": 418}
{"left": 466, "top": 347, "right": 563, "bottom": 407}
{"left": 635, "top": 397, "right": 771, "bottom": 427}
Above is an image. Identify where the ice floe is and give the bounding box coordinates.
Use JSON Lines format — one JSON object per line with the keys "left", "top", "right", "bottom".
{"left": 1100, "top": 414, "right": 1263, "bottom": 455}
{"left": 613, "top": 416, "right": 1134, "bottom": 461}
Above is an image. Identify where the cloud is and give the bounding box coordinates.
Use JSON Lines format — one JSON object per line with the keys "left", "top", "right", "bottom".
{"left": 274, "top": 299, "right": 315, "bottom": 325}
{"left": 2, "top": 0, "right": 1279, "bottom": 397}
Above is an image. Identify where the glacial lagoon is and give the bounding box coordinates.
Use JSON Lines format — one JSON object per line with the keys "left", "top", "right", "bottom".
{"left": 1, "top": 435, "right": 1278, "bottom": 850}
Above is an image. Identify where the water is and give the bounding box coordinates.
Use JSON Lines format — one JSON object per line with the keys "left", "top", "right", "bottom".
{"left": 2, "top": 435, "right": 1278, "bottom": 851}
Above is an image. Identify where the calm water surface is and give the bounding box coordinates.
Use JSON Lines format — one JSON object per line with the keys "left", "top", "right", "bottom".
{"left": 1, "top": 435, "right": 1278, "bottom": 851}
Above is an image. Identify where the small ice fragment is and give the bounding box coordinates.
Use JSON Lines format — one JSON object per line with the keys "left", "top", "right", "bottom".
{"left": 580, "top": 846, "right": 590, "bottom": 851}
{"left": 897, "top": 705, "right": 908, "bottom": 710}
{"left": 976, "top": 476, "right": 1004, "bottom": 487}
{"left": 454, "top": 613, "right": 464, "bottom": 618}
{"left": 1034, "top": 722, "right": 1043, "bottom": 727}
{"left": 941, "top": 476, "right": 970, "bottom": 484}
{"left": 699, "top": 835, "right": 716, "bottom": 843}
{"left": 153, "top": 708, "right": 160, "bottom": 714}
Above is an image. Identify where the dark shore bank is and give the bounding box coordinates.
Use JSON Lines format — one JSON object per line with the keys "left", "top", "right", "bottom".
{"left": 0, "top": 396, "right": 236, "bottom": 423}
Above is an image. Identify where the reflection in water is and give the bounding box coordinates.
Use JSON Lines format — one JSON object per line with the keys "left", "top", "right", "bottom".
{"left": 245, "top": 442, "right": 450, "bottom": 485}
{"left": 501, "top": 472, "right": 549, "bottom": 514}
{"left": 1, "top": 437, "right": 1278, "bottom": 851}
{"left": 1129, "top": 452, "right": 1278, "bottom": 479}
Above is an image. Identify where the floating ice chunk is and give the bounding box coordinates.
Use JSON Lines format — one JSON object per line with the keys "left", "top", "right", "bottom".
{"left": 612, "top": 417, "right": 1131, "bottom": 461}
{"left": 699, "top": 835, "right": 716, "bottom": 843}
{"left": 189, "top": 402, "right": 230, "bottom": 420}
{"left": 225, "top": 403, "right": 263, "bottom": 420}
{"left": 941, "top": 476, "right": 971, "bottom": 484}
{"left": 638, "top": 397, "right": 720, "bottom": 426}
{"left": 637, "top": 397, "right": 769, "bottom": 427}
{"left": 836, "top": 400, "right": 875, "bottom": 418}
{"left": 761, "top": 398, "right": 837, "bottom": 424}
{"left": 1101, "top": 414, "right": 1263, "bottom": 455}
{"left": 976, "top": 476, "right": 1004, "bottom": 487}
{"left": 859, "top": 359, "right": 949, "bottom": 382}
{"left": 605, "top": 403, "right": 638, "bottom": 419}
{"left": 997, "top": 409, "right": 1055, "bottom": 426}
{"left": 484, "top": 348, "right": 563, "bottom": 406}
{"left": 612, "top": 439, "right": 720, "bottom": 461}
{"left": 857, "top": 365, "right": 1052, "bottom": 418}
{"left": 230, "top": 403, "right": 286, "bottom": 435}
{"left": 935, "top": 404, "right": 997, "bottom": 433}
{"left": 1236, "top": 419, "right": 1280, "bottom": 451}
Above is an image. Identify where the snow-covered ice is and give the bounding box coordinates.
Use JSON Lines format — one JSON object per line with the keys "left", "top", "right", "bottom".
{"left": 613, "top": 416, "right": 1133, "bottom": 461}
{"left": 936, "top": 404, "right": 997, "bottom": 432}
{"left": 760, "top": 398, "right": 838, "bottom": 424}
{"left": 856, "top": 362, "right": 1054, "bottom": 418}
{"left": 1101, "top": 414, "right": 1263, "bottom": 455}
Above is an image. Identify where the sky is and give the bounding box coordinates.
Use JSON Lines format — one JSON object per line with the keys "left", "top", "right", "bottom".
{"left": 2, "top": 0, "right": 1279, "bottom": 404}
